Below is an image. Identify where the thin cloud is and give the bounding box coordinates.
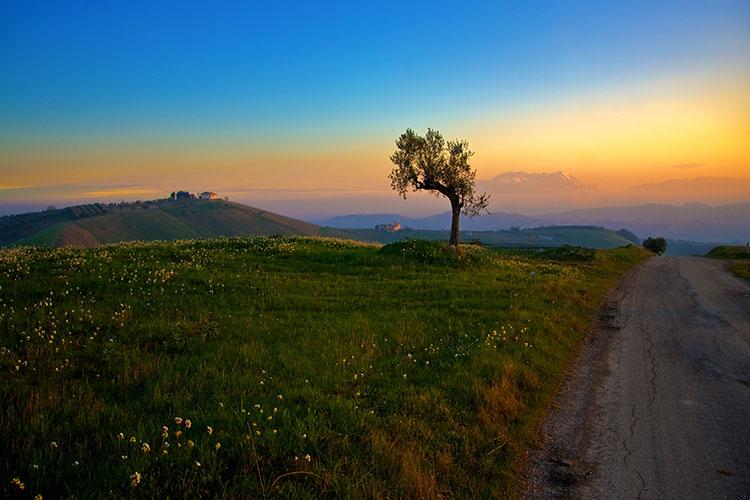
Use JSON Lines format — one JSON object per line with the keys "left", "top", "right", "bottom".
{"left": 0, "top": 184, "right": 38, "bottom": 191}
{"left": 81, "top": 187, "right": 159, "bottom": 198}
{"left": 670, "top": 162, "right": 705, "bottom": 171}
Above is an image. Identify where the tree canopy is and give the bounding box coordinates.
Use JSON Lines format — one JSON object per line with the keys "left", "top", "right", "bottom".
{"left": 388, "top": 128, "right": 489, "bottom": 246}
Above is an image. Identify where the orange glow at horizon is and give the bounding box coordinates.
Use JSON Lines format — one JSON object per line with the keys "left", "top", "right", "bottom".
{"left": 1, "top": 77, "right": 748, "bottom": 204}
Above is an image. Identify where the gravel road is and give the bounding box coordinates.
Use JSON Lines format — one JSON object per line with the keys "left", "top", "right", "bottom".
{"left": 525, "top": 257, "right": 750, "bottom": 499}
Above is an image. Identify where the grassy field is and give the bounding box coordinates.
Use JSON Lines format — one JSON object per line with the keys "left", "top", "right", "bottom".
{"left": 707, "top": 245, "right": 750, "bottom": 282}
{"left": 0, "top": 237, "right": 648, "bottom": 498}
{"left": 707, "top": 245, "right": 750, "bottom": 259}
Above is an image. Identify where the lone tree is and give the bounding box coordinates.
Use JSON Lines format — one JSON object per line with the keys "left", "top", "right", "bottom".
{"left": 643, "top": 236, "right": 667, "bottom": 255}
{"left": 389, "top": 128, "right": 489, "bottom": 246}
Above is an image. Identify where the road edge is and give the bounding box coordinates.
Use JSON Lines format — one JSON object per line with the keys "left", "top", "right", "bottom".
{"left": 520, "top": 259, "right": 647, "bottom": 499}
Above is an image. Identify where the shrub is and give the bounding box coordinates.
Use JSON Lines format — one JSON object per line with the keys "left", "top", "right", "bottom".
{"left": 643, "top": 237, "right": 667, "bottom": 255}
{"left": 535, "top": 245, "right": 596, "bottom": 262}
{"left": 379, "top": 239, "right": 489, "bottom": 265}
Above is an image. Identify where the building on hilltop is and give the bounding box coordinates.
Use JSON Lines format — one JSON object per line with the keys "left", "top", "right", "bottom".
{"left": 169, "top": 191, "right": 195, "bottom": 200}
{"left": 374, "top": 222, "right": 401, "bottom": 232}
{"left": 169, "top": 190, "right": 218, "bottom": 201}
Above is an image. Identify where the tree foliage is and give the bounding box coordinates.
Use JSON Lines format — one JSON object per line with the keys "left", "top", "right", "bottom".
{"left": 643, "top": 236, "right": 667, "bottom": 255}
{"left": 389, "top": 128, "right": 489, "bottom": 217}
{"left": 388, "top": 128, "right": 489, "bottom": 246}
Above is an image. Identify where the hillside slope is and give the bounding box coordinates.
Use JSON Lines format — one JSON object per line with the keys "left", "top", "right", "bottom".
{"left": 6, "top": 199, "right": 337, "bottom": 247}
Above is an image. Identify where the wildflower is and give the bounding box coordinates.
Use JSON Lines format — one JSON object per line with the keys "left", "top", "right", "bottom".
{"left": 49, "top": 441, "right": 58, "bottom": 448}
{"left": 117, "top": 432, "right": 124, "bottom": 440}
{"left": 206, "top": 426, "right": 213, "bottom": 435}
{"left": 195, "top": 461, "right": 201, "bottom": 467}
{"left": 129, "top": 436, "right": 136, "bottom": 443}
{"left": 130, "top": 471, "right": 141, "bottom": 487}
{"left": 141, "top": 443, "right": 151, "bottom": 454}
{"left": 11, "top": 477, "right": 25, "bottom": 490}
{"left": 35, "top": 495, "right": 43, "bottom": 500}
{"left": 175, "top": 430, "right": 183, "bottom": 438}
{"left": 277, "top": 394, "right": 283, "bottom": 400}
{"left": 162, "top": 426, "right": 169, "bottom": 438}
{"left": 184, "top": 419, "right": 191, "bottom": 429}
{"left": 175, "top": 417, "right": 183, "bottom": 425}
{"left": 215, "top": 442, "right": 221, "bottom": 450}
{"left": 304, "top": 454, "right": 311, "bottom": 462}
{"left": 218, "top": 402, "right": 224, "bottom": 408}
{"left": 187, "top": 440, "right": 195, "bottom": 448}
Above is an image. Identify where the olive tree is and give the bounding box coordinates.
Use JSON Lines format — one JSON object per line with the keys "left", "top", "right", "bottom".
{"left": 389, "top": 128, "right": 489, "bottom": 246}
{"left": 643, "top": 236, "right": 667, "bottom": 255}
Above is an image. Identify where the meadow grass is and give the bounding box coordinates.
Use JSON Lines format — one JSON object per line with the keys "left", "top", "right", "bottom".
{"left": 707, "top": 245, "right": 750, "bottom": 282}
{"left": 707, "top": 245, "right": 750, "bottom": 259}
{"left": 728, "top": 262, "right": 750, "bottom": 282}
{"left": 0, "top": 237, "right": 648, "bottom": 498}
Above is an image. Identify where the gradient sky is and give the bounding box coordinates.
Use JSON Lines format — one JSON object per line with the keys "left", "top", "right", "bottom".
{"left": 1, "top": 0, "right": 749, "bottom": 216}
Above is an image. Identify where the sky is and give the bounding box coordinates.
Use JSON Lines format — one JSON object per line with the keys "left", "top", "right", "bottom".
{"left": 1, "top": 0, "right": 749, "bottom": 217}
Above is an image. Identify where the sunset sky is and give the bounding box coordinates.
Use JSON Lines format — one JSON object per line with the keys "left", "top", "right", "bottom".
{"left": 1, "top": 1, "right": 749, "bottom": 216}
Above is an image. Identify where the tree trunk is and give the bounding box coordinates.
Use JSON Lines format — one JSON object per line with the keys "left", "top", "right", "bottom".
{"left": 449, "top": 202, "right": 461, "bottom": 247}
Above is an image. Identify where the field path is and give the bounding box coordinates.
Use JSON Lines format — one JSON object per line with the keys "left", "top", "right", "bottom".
{"left": 525, "top": 257, "right": 750, "bottom": 499}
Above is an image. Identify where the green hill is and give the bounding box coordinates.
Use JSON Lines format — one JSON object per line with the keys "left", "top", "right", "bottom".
{"left": 707, "top": 245, "right": 750, "bottom": 259}
{"left": 347, "top": 225, "right": 635, "bottom": 249}
{"left": 0, "top": 236, "right": 649, "bottom": 497}
{"left": 5, "top": 199, "right": 344, "bottom": 247}
{"left": 707, "top": 245, "right": 750, "bottom": 282}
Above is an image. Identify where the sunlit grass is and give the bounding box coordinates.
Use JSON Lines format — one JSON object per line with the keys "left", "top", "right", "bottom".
{"left": 0, "top": 237, "right": 648, "bottom": 498}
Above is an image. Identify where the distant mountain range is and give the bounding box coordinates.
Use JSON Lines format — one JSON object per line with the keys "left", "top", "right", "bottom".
{"left": 543, "top": 202, "right": 750, "bottom": 242}
{"left": 316, "top": 202, "right": 750, "bottom": 243}
{"left": 625, "top": 177, "right": 750, "bottom": 205}
{"left": 477, "top": 171, "right": 585, "bottom": 191}
{"left": 468, "top": 172, "right": 750, "bottom": 213}
{"left": 0, "top": 199, "right": 344, "bottom": 248}
{"left": 317, "top": 211, "right": 537, "bottom": 231}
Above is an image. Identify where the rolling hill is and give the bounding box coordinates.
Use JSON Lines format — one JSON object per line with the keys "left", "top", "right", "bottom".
{"left": 318, "top": 201, "right": 750, "bottom": 246}
{"left": 3, "top": 199, "right": 342, "bottom": 247}
{"left": 345, "top": 225, "right": 638, "bottom": 249}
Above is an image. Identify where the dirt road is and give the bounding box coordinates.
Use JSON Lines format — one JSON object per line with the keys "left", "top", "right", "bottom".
{"left": 525, "top": 257, "right": 750, "bottom": 499}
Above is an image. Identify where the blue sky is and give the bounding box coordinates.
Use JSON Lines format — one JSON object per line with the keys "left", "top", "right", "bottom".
{"left": 2, "top": 0, "right": 747, "bottom": 141}
{"left": 0, "top": 0, "right": 748, "bottom": 215}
